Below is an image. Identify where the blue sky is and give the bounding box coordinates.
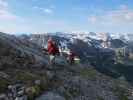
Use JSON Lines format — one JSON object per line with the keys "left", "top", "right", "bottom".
{"left": 0, "top": 0, "right": 133, "bottom": 34}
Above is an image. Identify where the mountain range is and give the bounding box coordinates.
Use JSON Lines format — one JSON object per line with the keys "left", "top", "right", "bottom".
{"left": 0, "top": 32, "right": 133, "bottom": 100}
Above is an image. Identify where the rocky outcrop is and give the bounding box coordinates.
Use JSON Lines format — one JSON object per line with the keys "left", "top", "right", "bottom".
{"left": 0, "top": 32, "right": 49, "bottom": 70}
{"left": 0, "top": 32, "right": 133, "bottom": 100}
{"left": 36, "top": 92, "right": 65, "bottom": 100}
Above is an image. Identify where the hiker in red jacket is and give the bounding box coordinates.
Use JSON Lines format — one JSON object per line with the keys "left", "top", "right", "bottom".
{"left": 47, "top": 37, "right": 59, "bottom": 65}
{"left": 68, "top": 50, "right": 76, "bottom": 65}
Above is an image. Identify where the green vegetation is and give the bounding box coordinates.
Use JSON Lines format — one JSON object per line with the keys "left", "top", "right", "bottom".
{"left": 113, "top": 85, "right": 129, "bottom": 100}
{"left": 80, "top": 68, "right": 97, "bottom": 79}
{"left": 27, "top": 85, "right": 42, "bottom": 100}
{"left": 97, "top": 96, "right": 105, "bottom": 100}
{"left": 27, "top": 81, "right": 50, "bottom": 100}
{"left": 15, "top": 71, "right": 38, "bottom": 84}
{"left": 119, "top": 94, "right": 129, "bottom": 100}
{"left": 0, "top": 78, "right": 9, "bottom": 93}
{"left": 69, "top": 87, "right": 80, "bottom": 97}
{"left": 0, "top": 69, "right": 49, "bottom": 99}
{"left": 14, "top": 71, "right": 49, "bottom": 99}
{"left": 63, "top": 88, "right": 80, "bottom": 100}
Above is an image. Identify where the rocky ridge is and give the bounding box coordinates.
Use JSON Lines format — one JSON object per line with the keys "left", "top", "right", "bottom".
{"left": 0, "top": 32, "right": 133, "bottom": 100}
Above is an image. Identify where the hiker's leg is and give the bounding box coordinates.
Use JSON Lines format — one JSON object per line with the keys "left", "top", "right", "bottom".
{"left": 69, "top": 59, "right": 72, "bottom": 65}
{"left": 49, "top": 55, "right": 55, "bottom": 65}
{"left": 49, "top": 55, "right": 53, "bottom": 65}
{"left": 70, "top": 59, "right": 74, "bottom": 65}
{"left": 49, "top": 55, "right": 51, "bottom": 65}
{"left": 52, "top": 55, "right": 56, "bottom": 65}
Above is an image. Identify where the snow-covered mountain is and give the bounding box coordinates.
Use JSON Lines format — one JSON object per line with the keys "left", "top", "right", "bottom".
{"left": 28, "top": 32, "right": 133, "bottom": 48}
{"left": 21, "top": 32, "right": 133, "bottom": 66}
{"left": 12, "top": 31, "right": 132, "bottom": 67}
{"left": 25, "top": 32, "right": 113, "bottom": 63}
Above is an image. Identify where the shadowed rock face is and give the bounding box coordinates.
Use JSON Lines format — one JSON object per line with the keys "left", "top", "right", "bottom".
{"left": 110, "top": 39, "right": 126, "bottom": 48}
{"left": 0, "top": 32, "right": 48, "bottom": 69}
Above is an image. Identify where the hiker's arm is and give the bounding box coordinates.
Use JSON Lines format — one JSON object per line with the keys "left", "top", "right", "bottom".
{"left": 42, "top": 48, "right": 48, "bottom": 52}
{"left": 42, "top": 48, "right": 48, "bottom": 54}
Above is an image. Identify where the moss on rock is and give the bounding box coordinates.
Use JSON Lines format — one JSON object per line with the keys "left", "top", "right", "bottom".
{"left": 80, "top": 68, "right": 97, "bottom": 79}
{"left": 0, "top": 78, "right": 9, "bottom": 93}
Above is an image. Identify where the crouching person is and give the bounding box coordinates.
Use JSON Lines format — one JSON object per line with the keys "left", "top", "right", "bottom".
{"left": 68, "top": 50, "right": 76, "bottom": 65}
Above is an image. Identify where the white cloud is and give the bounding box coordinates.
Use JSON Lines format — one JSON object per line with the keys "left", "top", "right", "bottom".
{"left": 0, "top": 0, "right": 29, "bottom": 33}
{"left": 88, "top": 16, "right": 97, "bottom": 24}
{"left": 120, "top": 4, "right": 128, "bottom": 10}
{"left": 0, "top": 10, "right": 17, "bottom": 20}
{"left": 33, "top": 5, "right": 54, "bottom": 14}
{"left": 33, "top": 6, "right": 39, "bottom": 9}
{"left": 0, "top": 0, "right": 8, "bottom": 8}
{"left": 88, "top": 6, "right": 133, "bottom": 25}
{"left": 0, "top": 0, "right": 17, "bottom": 20}
{"left": 43, "top": 8, "right": 53, "bottom": 14}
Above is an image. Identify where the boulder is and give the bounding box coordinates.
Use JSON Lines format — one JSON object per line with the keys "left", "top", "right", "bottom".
{"left": 0, "top": 72, "right": 9, "bottom": 79}
{"left": 36, "top": 92, "right": 65, "bottom": 100}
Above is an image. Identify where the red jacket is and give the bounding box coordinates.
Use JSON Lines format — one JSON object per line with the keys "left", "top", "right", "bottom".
{"left": 47, "top": 40, "right": 59, "bottom": 55}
